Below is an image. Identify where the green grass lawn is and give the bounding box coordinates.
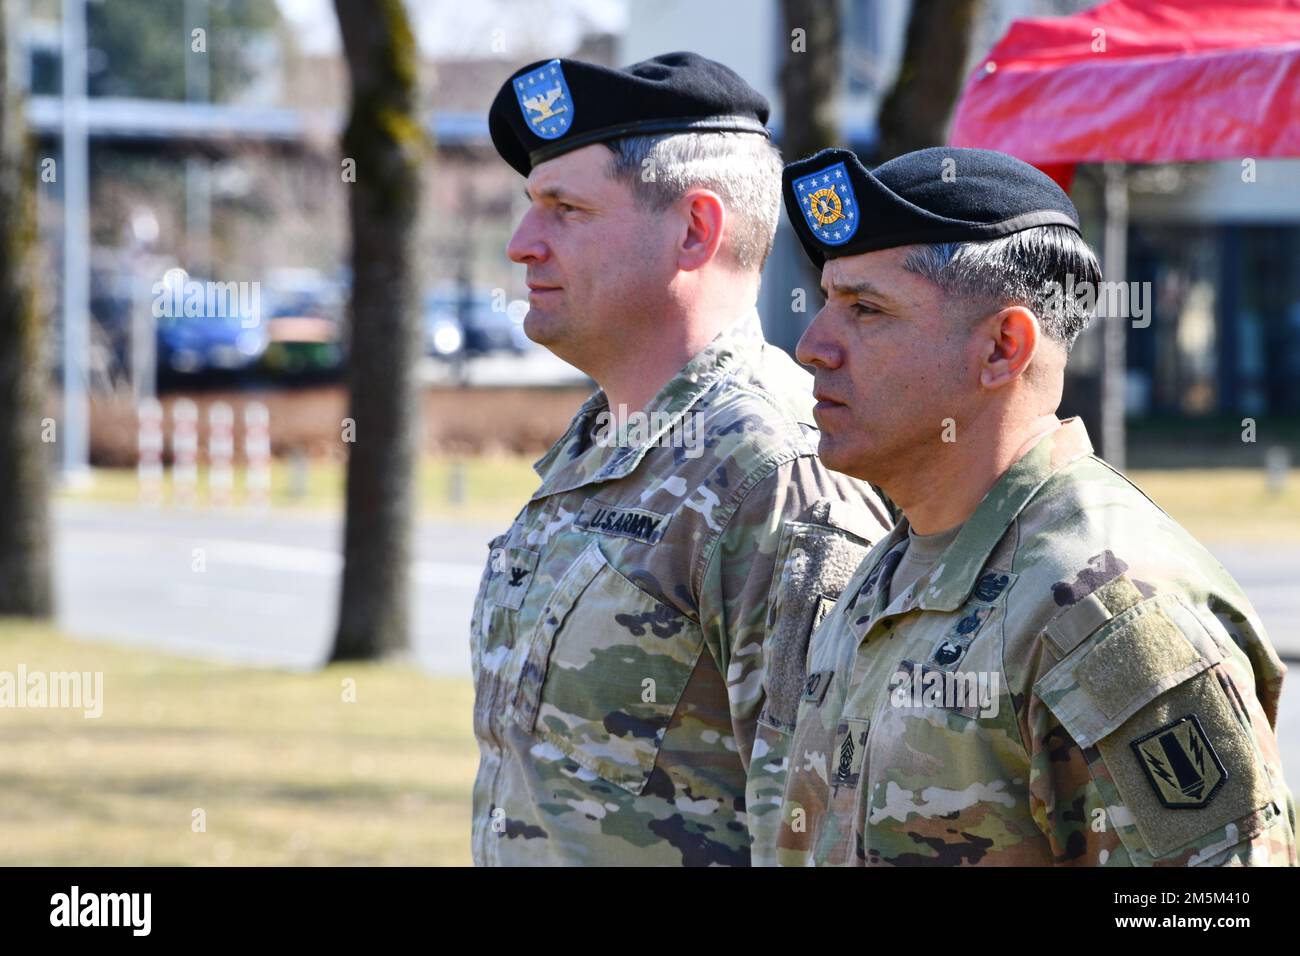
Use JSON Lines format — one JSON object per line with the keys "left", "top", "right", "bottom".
{"left": 0, "top": 621, "right": 475, "bottom": 866}
{"left": 1128, "top": 469, "right": 1300, "bottom": 543}
{"left": 56, "top": 459, "right": 1300, "bottom": 543}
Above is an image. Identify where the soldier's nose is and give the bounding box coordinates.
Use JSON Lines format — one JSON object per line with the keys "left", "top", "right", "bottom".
{"left": 507, "top": 212, "right": 549, "bottom": 265}
{"left": 796, "top": 315, "right": 840, "bottom": 370}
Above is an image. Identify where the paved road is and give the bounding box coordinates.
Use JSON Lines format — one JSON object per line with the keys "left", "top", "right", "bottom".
{"left": 48, "top": 501, "right": 1300, "bottom": 788}
{"left": 53, "top": 501, "right": 496, "bottom": 676}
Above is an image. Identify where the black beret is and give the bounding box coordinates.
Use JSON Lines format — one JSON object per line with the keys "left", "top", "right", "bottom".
{"left": 783, "top": 146, "right": 1082, "bottom": 270}
{"left": 489, "top": 51, "right": 770, "bottom": 177}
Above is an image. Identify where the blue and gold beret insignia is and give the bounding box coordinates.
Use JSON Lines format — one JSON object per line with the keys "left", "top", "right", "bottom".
{"left": 513, "top": 59, "right": 574, "bottom": 141}
{"left": 792, "top": 161, "right": 859, "bottom": 246}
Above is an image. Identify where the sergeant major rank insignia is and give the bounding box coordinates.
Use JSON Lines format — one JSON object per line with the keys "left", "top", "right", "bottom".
{"left": 1131, "top": 714, "right": 1227, "bottom": 809}
{"left": 831, "top": 718, "right": 868, "bottom": 793}
{"left": 793, "top": 161, "right": 859, "bottom": 246}
{"left": 514, "top": 59, "right": 573, "bottom": 140}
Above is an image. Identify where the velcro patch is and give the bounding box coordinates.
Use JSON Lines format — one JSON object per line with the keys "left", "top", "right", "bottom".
{"left": 574, "top": 500, "right": 670, "bottom": 545}
{"left": 1043, "top": 574, "right": 1145, "bottom": 658}
{"left": 1098, "top": 668, "right": 1272, "bottom": 858}
{"left": 762, "top": 520, "right": 870, "bottom": 732}
{"left": 1035, "top": 593, "right": 1222, "bottom": 748}
{"left": 1076, "top": 604, "right": 1201, "bottom": 720}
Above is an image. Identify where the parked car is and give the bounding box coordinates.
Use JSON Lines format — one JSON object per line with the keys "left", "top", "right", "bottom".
{"left": 259, "top": 273, "right": 348, "bottom": 378}
{"left": 154, "top": 270, "right": 267, "bottom": 382}
{"left": 423, "top": 287, "right": 531, "bottom": 358}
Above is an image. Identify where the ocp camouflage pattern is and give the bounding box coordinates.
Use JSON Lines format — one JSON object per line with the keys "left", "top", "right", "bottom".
{"left": 777, "top": 418, "right": 1297, "bottom": 866}
{"left": 470, "top": 311, "right": 892, "bottom": 865}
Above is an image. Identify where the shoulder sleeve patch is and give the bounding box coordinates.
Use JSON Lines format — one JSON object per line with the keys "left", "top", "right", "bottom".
{"left": 760, "top": 519, "right": 869, "bottom": 733}
{"left": 1036, "top": 592, "right": 1275, "bottom": 859}
{"left": 1096, "top": 668, "right": 1275, "bottom": 858}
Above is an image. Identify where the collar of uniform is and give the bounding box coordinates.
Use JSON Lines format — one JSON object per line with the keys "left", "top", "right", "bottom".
{"left": 528, "top": 310, "right": 762, "bottom": 500}
{"left": 908, "top": 417, "right": 1095, "bottom": 612}
{"left": 530, "top": 389, "right": 609, "bottom": 482}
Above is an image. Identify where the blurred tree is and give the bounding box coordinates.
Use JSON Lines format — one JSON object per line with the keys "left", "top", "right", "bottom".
{"left": 779, "top": 0, "right": 842, "bottom": 166}
{"left": 86, "top": 0, "right": 280, "bottom": 102}
{"left": 329, "top": 0, "right": 424, "bottom": 661}
{"left": 875, "top": 0, "right": 982, "bottom": 163}
{"left": 779, "top": 0, "right": 842, "bottom": 295}
{"left": 0, "top": 0, "right": 54, "bottom": 617}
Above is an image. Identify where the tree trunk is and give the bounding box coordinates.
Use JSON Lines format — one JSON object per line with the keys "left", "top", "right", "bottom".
{"left": 329, "top": 0, "right": 424, "bottom": 661}
{"left": 0, "top": 0, "right": 54, "bottom": 618}
{"left": 875, "top": 0, "right": 981, "bottom": 164}
{"left": 779, "top": 0, "right": 842, "bottom": 165}
{"left": 779, "top": 0, "right": 843, "bottom": 301}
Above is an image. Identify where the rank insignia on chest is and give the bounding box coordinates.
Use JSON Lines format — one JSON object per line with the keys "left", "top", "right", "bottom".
{"left": 973, "top": 571, "right": 1011, "bottom": 602}
{"left": 513, "top": 59, "right": 574, "bottom": 141}
{"left": 831, "top": 718, "right": 868, "bottom": 792}
{"left": 928, "top": 604, "right": 995, "bottom": 671}
{"left": 791, "top": 161, "right": 859, "bottom": 246}
{"left": 1131, "top": 714, "right": 1227, "bottom": 809}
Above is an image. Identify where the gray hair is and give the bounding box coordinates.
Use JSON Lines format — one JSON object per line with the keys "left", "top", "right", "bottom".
{"left": 603, "top": 131, "right": 783, "bottom": 272}
{"left": 901, "top": 225, "right": 1103, "bottom": 351}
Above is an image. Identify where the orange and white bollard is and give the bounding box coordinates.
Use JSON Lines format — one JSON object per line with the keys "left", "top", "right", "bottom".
{"left": 171, "top": 399, "right": 199, "bottom": 507}
{"left": 208, "top": 402, "right": 235, "bottom": 508}
{"left": 244, "top": 402, "right": 271, "bottom": 509}
{"left": 137, "top": 398, "right": 164, "bottom": 505}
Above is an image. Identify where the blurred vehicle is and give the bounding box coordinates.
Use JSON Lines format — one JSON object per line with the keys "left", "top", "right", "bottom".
{"left": 423, "top": 287, "right": 531, "bottom": 358}
{"left": 154, "top": 270, "right": 267, "bottom": 383}
{"left": 260, "top": 270, "right": 348, "bottom": 379}
{"left": 157, "top": 310, "right": 267, "bottom": 377}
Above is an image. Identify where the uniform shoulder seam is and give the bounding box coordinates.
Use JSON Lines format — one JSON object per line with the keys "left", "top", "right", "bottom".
{"left": 691, "top": 449, "right": 802, "bottom": 600}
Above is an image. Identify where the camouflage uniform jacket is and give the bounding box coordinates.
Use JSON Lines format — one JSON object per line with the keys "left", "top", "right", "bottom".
{"left": 470, "top": 311, "right": 892, "bottom": 865}
{"left": 777, "top": 418, "right": 1297, "bottom": 866}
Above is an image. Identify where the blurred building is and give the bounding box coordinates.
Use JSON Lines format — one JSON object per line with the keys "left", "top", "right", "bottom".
{"left": 630, "top": 0, "right": 1300, "bottom": 428}
{"left": 21, "top": 0, "right": 1300, "bottom": 428}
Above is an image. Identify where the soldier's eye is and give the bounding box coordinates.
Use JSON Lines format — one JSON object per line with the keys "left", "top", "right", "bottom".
{"left": 852, "top": 303, "right": 880, "bottom": 317}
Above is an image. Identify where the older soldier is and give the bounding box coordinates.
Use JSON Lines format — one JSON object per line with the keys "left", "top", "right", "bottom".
{"left": 775, "top": 145, "right": 1296, "bottom": 866}
{"left": 471, "top": 53, "right": 892, "bottom": 865}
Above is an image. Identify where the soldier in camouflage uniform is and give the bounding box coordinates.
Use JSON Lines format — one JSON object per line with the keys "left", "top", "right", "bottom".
{"left": 472, "top": 54, "right": 891, "bottom": 865}
{"left": 773, "top": 146, "right": 1296, "bottom": 866}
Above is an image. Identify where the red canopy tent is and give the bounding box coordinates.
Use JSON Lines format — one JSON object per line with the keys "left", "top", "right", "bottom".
{"left": 948, "top": 0, "right": 1300, "bottom": 467}
{"left": 951, "top": 0, "right": 1300, "bottom": 190}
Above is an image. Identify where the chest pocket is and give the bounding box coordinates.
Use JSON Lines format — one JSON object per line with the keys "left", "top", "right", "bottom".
{"left": 509, "top": 538, "right": 704, "bottom": 795}
{"left": 469, "top": 533, "right": 507, "bottom": 677}
{"left": 471, "top": 538, "right": 539, "bottom": 658}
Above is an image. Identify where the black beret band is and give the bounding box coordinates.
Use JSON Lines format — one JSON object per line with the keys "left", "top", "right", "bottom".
{"left": 529, "top": 115, "right": 770, "bottom": 167}
{"left": 490, "top": 51, "right": 770, "bottom": 176}
{"left": 783, "top": 146, "right": 1083, "bottom": 270}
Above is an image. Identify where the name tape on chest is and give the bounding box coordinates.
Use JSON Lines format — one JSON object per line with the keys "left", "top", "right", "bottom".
{"left": 574, "top": 500, "right": 671, "bottom": 545}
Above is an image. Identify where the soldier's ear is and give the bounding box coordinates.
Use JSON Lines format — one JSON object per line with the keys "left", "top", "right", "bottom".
{"left": 675, "top": 188, "right": 726, "bottom": 272}
{"left": 978, "top": 306, "right": 1039, "bottom": 390}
